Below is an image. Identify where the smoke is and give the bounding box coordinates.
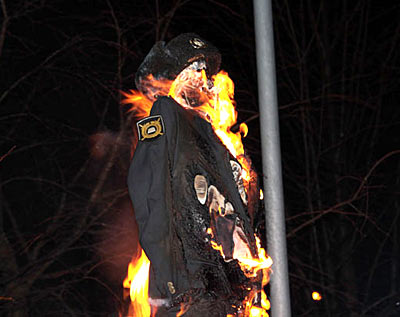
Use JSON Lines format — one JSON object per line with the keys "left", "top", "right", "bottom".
{"left": 96, "top": 199, "right": 140, "bottom": 285}
{"left": 87, "top": 130, "right": 140, "bottom": 286}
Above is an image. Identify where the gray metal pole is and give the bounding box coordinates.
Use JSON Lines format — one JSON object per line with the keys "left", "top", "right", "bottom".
{"left": 253, "top": 1, "right": 292, "bottom": 316}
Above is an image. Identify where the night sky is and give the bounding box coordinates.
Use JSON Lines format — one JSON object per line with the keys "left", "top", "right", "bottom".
{"left": 1, "top": 0, "right": 400, "bottom": 316}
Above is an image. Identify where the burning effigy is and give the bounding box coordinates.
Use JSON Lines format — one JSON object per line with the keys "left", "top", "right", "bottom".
{"left": 122, "top": 33, "right": 272, "bottom": 316}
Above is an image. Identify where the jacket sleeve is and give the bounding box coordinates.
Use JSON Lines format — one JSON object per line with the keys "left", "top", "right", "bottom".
{"left": 127, "top": 97, "right": 179, "bottom": 298}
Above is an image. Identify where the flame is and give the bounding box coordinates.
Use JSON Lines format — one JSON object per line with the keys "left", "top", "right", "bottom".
{"left": 250, "top": 306, "right": 269, "bottom": 317}
{"left": 241, "top": 287, "right": 271, "bottom": 317}
{"left": 122, "top": 249, "right": 152, "bottom": 316}
{"left": 176, "top": 300, "right": 192, "bottom": 317}
{"left": 261, "top": 291, "right": 271, "bottom": 311}
{"left": 122, "top": 74, "right": 173, "bottom": 119}
{"left": 233, "top": 236, "right": 273, "bottom": 278}
{"left": 122, "top": 89, "right": 153, "bottom": 119}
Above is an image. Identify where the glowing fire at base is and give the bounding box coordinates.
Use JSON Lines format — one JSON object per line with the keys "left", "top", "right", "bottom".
{"left": 123, "top": 249, "right": 151, "bottom": 317}
{"left": 123, "top": 68, "right": 272, "bottom": 316}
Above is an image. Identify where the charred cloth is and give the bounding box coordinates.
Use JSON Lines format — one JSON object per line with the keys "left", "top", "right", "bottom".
{"left": 126, "top": 33, "right": 271, "bottom": 316}
{"left": 129, "top": 97, "right": 262, "bottom": 315}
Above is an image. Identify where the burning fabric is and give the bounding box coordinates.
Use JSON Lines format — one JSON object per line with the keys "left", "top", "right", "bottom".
{"left": 124, "top": 33, "right": 272, "bottom": 316}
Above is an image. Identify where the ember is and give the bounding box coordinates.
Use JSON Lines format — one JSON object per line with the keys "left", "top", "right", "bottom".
{"left": 312, "top": 291, "right": 322, "bottom": 301}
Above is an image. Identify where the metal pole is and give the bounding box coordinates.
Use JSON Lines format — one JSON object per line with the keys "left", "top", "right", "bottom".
{"left": 253, "top": 0, "right": 292, "bottom": 316}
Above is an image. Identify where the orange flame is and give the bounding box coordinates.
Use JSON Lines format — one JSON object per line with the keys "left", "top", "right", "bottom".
{"left": 176, "top": 300, "right": 192, "bottom": 317}
{"left": 122, "top": 89, "right": 153, "bottom": 119}
{"left": 233, "top": 236, "right": 273, "bottom": 279}
{"left": 122, "top": 249, "right": 152, "bottom": 316}
{"left": 122, "top": 74, "right": 173, "bottom": 119}
{"left": 250, "top": 306, "right": 269, "bottom": 317}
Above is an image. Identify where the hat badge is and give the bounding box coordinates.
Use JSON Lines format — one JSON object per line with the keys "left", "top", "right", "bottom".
{"left": 190, "top": 38, "right": 206, "bottom": 49}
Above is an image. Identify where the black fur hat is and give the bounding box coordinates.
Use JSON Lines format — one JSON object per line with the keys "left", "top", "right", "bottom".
{"left": 135, "top": 33, "right": 221, "bottom": 95}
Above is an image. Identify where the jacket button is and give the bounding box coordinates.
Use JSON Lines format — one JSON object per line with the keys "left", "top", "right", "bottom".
{"left": 167, "top": 282, "right": 176, "bottom": 294}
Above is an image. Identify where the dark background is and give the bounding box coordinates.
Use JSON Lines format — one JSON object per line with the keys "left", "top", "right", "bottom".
{"left": 1, "top": 0, "right": 399, "bottom": 316}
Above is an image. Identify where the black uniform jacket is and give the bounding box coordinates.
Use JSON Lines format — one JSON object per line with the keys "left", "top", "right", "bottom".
{"left": 128, "top": 96, "right": 258, "bottom": 312}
